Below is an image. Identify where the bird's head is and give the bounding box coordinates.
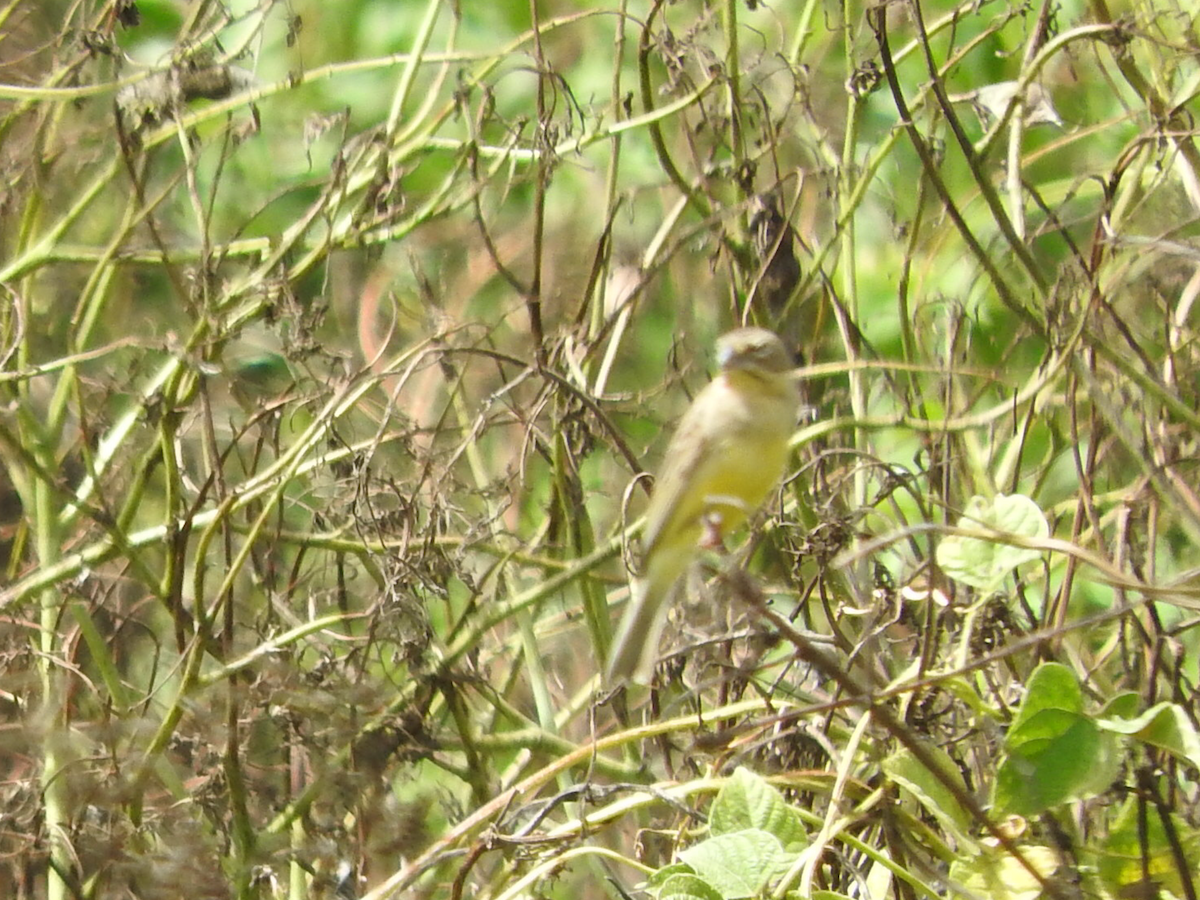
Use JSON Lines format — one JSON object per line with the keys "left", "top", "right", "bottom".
{"left": 716, "top": 327, "right": 792, "bottom": 378}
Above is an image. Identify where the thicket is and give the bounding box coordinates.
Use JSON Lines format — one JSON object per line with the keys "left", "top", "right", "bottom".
{"left": 3, "top": 0, "right": 1200, "bottom": 898}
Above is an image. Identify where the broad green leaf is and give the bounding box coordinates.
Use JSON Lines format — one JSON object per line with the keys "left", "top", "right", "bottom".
{"left": 677, "top": 829, "right": 792, "bottom": 899}
{"left": 1098, "top": 701, "right": 1200, "bottom": 769}
{"left": 950, "top": 844, "right": 1059, "bottom": 900}
{"left": 937, "top": 493, "right": 1049, "bottom": 590}
{"left": 1097, "top": 691, "right": 1141, "bottom": 721}
{"left": 1097, "top": 797, "right": 1200, "bottom": 898}
{"left": 1011, "top": 663, "right": 1081, "bottom": 730}
{"left": 884, "top": 744, "right": 973, "bottom": 839}
{"left": 1140, "top": 704, "right": 1200, "bottom": 768}
{"left": 994, "top": 712, "right": 1106, "bottom": 814}
{"left": 657, "top": 873, "right": 724, "bottom": 900}
{"left": 709, "top": 768, "right": 808, "bottom": 851}
{"left": 647, "top": 863, "right": 694, "bottom": 887}
{"left": 994, "top": 663, "right": 1119, "bottom": 814}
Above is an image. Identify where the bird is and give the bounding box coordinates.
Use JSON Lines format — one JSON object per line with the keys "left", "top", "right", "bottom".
{"left": 605, "top": 327, "right": 799, "bottom": 685}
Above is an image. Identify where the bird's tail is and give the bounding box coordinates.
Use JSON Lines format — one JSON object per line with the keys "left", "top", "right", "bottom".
{"left": 604, "top": 553, "right": 684, "bottom": 686}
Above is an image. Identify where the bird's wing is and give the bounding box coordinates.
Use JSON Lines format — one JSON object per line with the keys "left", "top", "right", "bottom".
{"left": 640, "top": 379, "right": 735, "bottom": 558}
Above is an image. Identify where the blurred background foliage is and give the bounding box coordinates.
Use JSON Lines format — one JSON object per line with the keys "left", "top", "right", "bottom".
{"left": 3, "top": 0, "right": 1200, "bottom": 897}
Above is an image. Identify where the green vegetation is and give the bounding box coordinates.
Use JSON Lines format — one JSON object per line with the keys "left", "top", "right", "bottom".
{"left": 3, "top": 0, "right": 1200, "bottom": 898}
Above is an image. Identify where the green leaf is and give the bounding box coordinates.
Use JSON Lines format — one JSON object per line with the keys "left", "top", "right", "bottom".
{"left": 993, "top": 664, "right": 1119, "bottom": 815}
{"left": 950, "top": 844, "right": 1059, "bottom": 900}
{"left": 994, "top": 711, "right": 1104, "bottom": 815}
{"left": 677, "top": 829, "right": 792, "bottom": 899}
{"left": 709, "top": 768, "right": 808, "bottom": 851}
{"left": 647, "top": 863, "right": 695, "bottom": 887}
{"left": 1097, "top": 691, "right": 1141, "bottom": 721}
{"left": 1097, "top": 796, "right": 1200, "bottom": 899}
{"left": 1011, "top": 663, "right": 1081, "bottom": 728}
{"left": 657, "top": 873, "right": 724, "bottom": 900}
{"left": 937, "top": 493, "right": 1049, "bottom": 590}
{"left": 884, "top": 744, "right": 973, "bottom": 839}
{"left": 1098, "top": 701, "right": 1200, "bottom": 768}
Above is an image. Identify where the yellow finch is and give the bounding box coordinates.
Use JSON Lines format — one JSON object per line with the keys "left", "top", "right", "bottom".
{"left": 605, "top": 327, "right": 799, "bottom": 685}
